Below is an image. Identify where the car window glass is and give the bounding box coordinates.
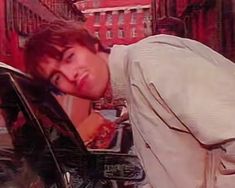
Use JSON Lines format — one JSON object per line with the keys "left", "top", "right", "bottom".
{"left": 13, "top": 75, "right": 87, "bottom": 153}
{"left": 0, "top": 75, "right": 63, "bottom": 188}
{"left": 11, "top": 74, "right": 91, "bottom": 186}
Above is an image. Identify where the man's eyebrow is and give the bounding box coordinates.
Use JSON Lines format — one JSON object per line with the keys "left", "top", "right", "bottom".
{"left": 46, "top": 46, "right": 72, "bottom": 81}
{"left": 60, "top": 46, "right": 72, "bottom": 59}
{"left": 48, "top": 69, "right": 59, "bottom": 82}
{"left": 53, "top": 46, "right": 71, "bottom": 61}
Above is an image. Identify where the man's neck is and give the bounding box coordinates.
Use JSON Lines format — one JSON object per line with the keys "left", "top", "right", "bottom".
{"left": 97, "top": 51, "right": 110, "bottom": 65}
{"left": 103, "top": 80, "right": 112, "bottom": 100}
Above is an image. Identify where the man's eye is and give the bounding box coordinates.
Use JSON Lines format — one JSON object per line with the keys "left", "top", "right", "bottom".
{"left": 64, "top": 52, "right": 74, "bottom": 63}
{"left": 51, "top": 73, "right": 61, "bottom": 86}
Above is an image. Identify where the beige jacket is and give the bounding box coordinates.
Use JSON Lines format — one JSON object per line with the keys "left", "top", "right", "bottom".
{"left": 109, "top": 35, "right": 235, "bottom": 188}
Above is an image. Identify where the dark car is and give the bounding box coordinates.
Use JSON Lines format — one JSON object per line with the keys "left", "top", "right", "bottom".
{"left": 0, "top": 62, "right": 145, "bottom": 188}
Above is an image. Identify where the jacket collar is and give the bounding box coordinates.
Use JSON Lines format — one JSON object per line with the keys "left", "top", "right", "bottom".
{"left": 109, "top": 45, "right": 129, "bottom": 100}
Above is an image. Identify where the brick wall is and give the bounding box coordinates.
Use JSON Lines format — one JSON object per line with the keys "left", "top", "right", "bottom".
{"left": 154, "top": 0, "right": 235, "bottom": 61}
{"left": 77, "top": 0, "right": 152, "bottom": 46}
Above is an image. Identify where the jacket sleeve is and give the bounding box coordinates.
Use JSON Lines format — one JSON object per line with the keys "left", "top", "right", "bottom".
{"left": 132, "top": 45, "right": 235, "bottom": 146}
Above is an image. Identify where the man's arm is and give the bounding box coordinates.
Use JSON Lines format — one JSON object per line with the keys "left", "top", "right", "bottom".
{"left": 130, "top": 44, "right": 235, "bottom": 146}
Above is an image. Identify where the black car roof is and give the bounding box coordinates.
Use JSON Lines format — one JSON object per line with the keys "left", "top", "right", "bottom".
{"left": 0, "top": 62, "right": 31, "bottom": 78}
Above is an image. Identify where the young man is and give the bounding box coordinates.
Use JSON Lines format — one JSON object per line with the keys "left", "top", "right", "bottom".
{"left": 24, "top": 20, "right": 235, "bottom": 188}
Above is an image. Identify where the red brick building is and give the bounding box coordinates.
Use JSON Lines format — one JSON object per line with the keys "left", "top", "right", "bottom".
{"left": 0, "top": 0, "right": 84, "bottom": 71}
{"left": 75, "top": 0, "right": 152, "bottom": 47}
{"left": 152, "top": 0, "right": 235, "bottom": 61}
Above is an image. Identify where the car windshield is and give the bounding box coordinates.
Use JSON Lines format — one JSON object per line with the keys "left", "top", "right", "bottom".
{"left": 13, "top": 73, "right": 87, "bottom": 153}
{"left": 0, "top": 72, "right": 88, "bottom": 187}
{"left": 0, "top": 74, "right": 54, "bottom": 187}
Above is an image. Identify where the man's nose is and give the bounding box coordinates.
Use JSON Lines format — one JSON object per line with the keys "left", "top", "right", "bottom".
{"left": 61, "top": 68, "right": 78, "bottom": 82}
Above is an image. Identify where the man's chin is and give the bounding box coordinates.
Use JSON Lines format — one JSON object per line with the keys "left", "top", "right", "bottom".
{"left": 90, "top": 93, "right": 104, "bottom": 100}
{"left": 78, "top": 92, "right": 104, "bottom": 100}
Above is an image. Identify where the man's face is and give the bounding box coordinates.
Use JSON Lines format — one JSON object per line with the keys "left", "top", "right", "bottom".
{"left": 37, "top": 44, "right": 109, "bottom": 100}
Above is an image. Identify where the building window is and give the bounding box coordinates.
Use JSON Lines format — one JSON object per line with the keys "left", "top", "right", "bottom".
{"left": 94, "top": 31, "right": 100, "bottom": 38}
{"left": 118, "top": 10, "right": 124, "bottom": 25}
{"left": 143, "top": 9, "right": 152, "bottom": 36}
{"left": 106, "top": 12, "right": 112, "bottom": 25}
{"left": 130, "top": 10, "right": 137, "bottom": 24}
{"left": 94, "top": 12, "right": 100, "bottom": 25}
{"left": 144, "top": 9, "right": 151, "bottom": 23}
{"left": 118, "top": 28, "right": 125, "bottom": 38}
{"left": 131, "top": 27, "right": 137, "bottom": 38}
{"left": 93, "top": 0, "right": 100, "bottom": 8}
{"left": 106, "top": 30, "right": 112, "bottom": 39}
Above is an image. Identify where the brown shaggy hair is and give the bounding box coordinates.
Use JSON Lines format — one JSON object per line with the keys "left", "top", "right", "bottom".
{"left": 24, "top": 19, "right": 109, "bottom": 86}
